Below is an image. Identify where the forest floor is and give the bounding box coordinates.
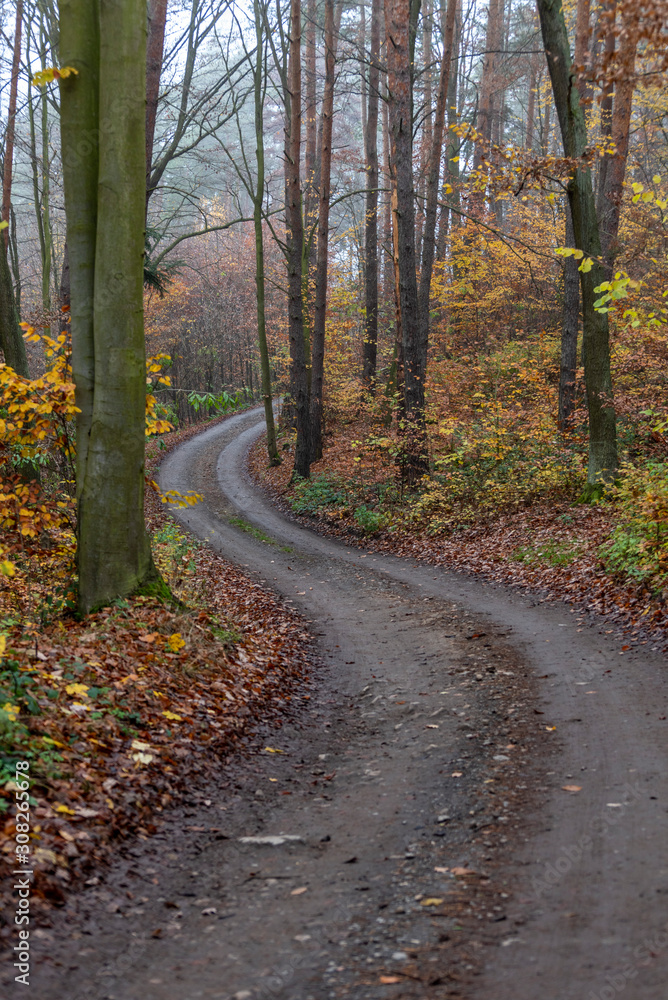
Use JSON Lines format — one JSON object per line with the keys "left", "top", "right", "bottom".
{"left": 0, "top": 414, "right": 311, "bottom": 931}
{"left": 11, "top": 407, "right": 668, "bottom": 1000}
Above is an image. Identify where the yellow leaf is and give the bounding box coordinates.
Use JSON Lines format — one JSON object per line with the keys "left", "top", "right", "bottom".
{"left": 0, "top": 635, "right": 6, "bottom": 655}
{"left": 131, "top": 739, "right": 151, "bottom": 751}
{"left": 167, "top": 633, "right": 186, "bottom": 652}
{"left": 132, "top": 752, "right": 154, "bottom": 766}
{"left": 420, "top": 897, "right": 444, "bottom": 906}
{"left": 32, "top": 65, "right": 79, "bottom": 86}
{"left": 65, "top": 682, "right": 89, "bottom": 697}
{"left": 2, "top": 701, "right": 19, "bottom": 721}
{"left": 54, "top": 803, "right": 76, "bottom": 815}
{"left": 263, "top": 746, "right": 284, "bottom": 754}
{"left": 162, "top": 710, "right": 183, "bottom": 721}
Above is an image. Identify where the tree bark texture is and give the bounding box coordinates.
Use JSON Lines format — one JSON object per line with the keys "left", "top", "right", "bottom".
{"left": 253, "top": 0, "right": 279, "bottom": 465}
{"left": 537, "top": 0, "right": 617, "bottom": 486}
{"left": 0, "top": 234, "right": 28, "bottom": 375}
{"left": 385, "top": 0, "right": 427, "bottom": 480}
{"left": 61, "top": 0, "right": 158, "bottom": 613}
{"left": 310, "top": 0, "right": 338, "bottom": 463}
{"left": 362, "top": 0, "right": 381, "bottom": 388}
{"left": 596, "top": 6, "right": 637, "bottom": 278}
{"left": 145, "top": 0, "right": 168, "bottom": 214}
{"left": 285, "top": 0, "right": 311, "bottom": 478}
{"left": 2, "top": 0, "right": 22, "bottom": 250}
{"left": 559, "top": 200, "right": 579, "bottom": 429}
{"left": 417, "top": 0, "right": 457, "bottom": 368}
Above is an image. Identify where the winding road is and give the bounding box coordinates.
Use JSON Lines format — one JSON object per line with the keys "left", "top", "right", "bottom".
{"left": 32, "top": 407, "right": 668, "bottom": 1000}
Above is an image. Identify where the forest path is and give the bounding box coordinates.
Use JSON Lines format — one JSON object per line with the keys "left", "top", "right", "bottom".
{"left": 33, "top": 408, "right": 668, "bottom": 1000}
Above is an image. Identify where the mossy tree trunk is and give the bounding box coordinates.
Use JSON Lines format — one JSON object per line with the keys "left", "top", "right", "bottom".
{"left": 537, "top": 0, "right": 618, "bottom": 488}
{"left": 60, "top": 0, "right": 159, "bottom": 614}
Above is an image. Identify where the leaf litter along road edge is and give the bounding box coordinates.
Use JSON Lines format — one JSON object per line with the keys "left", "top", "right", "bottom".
{"left": 0, "top": 411, "right": 313, "bottom": 930}
{"left": 248, "top": 435, "right": 668, "bottom": 653}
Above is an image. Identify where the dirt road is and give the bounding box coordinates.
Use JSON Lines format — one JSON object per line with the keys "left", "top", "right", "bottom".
{"left": 29, "top": 408, "right": 668, "bottom": 1000}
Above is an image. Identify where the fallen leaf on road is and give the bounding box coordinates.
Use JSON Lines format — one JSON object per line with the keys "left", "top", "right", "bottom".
{"left": 451, "top": 771, "right": 463, "bottom": 777}
{"left": 420, "top": 897, "right": 444, "bottom": 906}
{"left": 451, "top": 867, "right": 476, "bottom": 877}
{"left": 434, "top": 866, "right": 449, "bottom": 873}
{"left": 380, "top": 976, "right": 402, "bottom": 984}
{"left": 562, "top": 785, "right": 582, "bottom": 792}
{"left": 291, "top": 886, "right": 308, "bottom": 896}
{"left": 263, "top": 747, "right": 284, "bottom": 754}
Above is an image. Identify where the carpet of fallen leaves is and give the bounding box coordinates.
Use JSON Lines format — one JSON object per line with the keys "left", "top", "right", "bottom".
{"left": 0, "top": 413, "right": 311, "bottom": 928}
{"left": 250, "top": 428, "right": 668, "bottom": 652}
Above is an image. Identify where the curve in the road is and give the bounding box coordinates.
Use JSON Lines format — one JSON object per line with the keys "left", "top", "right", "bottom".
{"left": 155, "top": 407, "right": 668, "bottom": 1000}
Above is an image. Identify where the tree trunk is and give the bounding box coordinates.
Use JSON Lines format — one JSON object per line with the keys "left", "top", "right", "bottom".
{"left": 417, "top": 0, "right": 457, "bottom": 366}
{"left": 359, "top": 0, "right": 367, "bottom": 165}
{"left": 253, "top": 0, "right": 279, "bottom": 465}
{"left": 303, "top": 0, "right": 317, "bottom": 316}
{"left": 385, "top": 0, "right": 426, "bottom": 481}
{"left": 145, "top": 0, "right": 168, "bottom": 213}
{"left": 310, "top": 0, "right": 338, "bottom": 461}
{"left": 0, "top": 4, "right": 27, "bottom": 381}
{"left": 362, "top": 0, "right": 381, "bottom": 388}
{"left": 471, "top": 0, "right": 502, "bottom": 216}
{"left": 2, "top": 0, "right": 22, "bottom": 251}
{"left": 416, "top": 0, "right": 433, "bottom": 262}
{"left": 559, "top": 200, "right": 578, "bottom": 429}
{"left": 0, "top": 236, "right": 27, "bottom": 375}
{"left": 59, "top": 0, "right": 99, "bottom": 487}
{"left": 537, "top": 0, "right": 617, "bottom": 488}
{"left": 436, "top": 0, "right": 460, "bottom": 262}
{"left": 596, "top": 6, "right": 637, "bottom": 278}
{"left": 61, "top": 0, "right": 159, "bottom": 613}
{"left": 286, "top": 0, "right": 311, "bottom": 478}
{"left": 59, "top": 243, "right": 71, "bottom": 336}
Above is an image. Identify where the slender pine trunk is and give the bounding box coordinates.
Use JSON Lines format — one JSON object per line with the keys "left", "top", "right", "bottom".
{"left": 310, "top": 0, "right": 337, "bottom": 461}
{"left": 253, "top": 0, "right": 279, "bottom": 465}
{"left": 362, "top": 0, "right": 381, "bottom": 388}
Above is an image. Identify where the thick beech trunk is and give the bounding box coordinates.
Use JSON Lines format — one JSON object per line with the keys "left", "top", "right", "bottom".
{"left": 61, "top": 0, "right": 159, "bottom": 613}
{"left": 537, "top": 0, "right": 617, "bottom": 487}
